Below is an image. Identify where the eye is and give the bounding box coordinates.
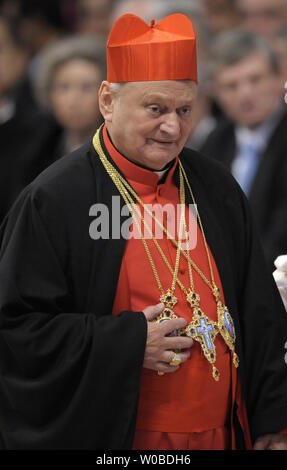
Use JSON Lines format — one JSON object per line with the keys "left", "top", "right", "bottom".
{"left": 249, "top": 74, "right": 263, "bottom": 85}
{"left": 148, "top": 105, "right": 161, "bottom": 115}
{"left": 52, "top": 83, "right": 70, "bottom": 94}
{"left": 179, "top": 106, "right": 191, "bottom": 116}
{"left": 221, "top": 82, "right": 237, "bottom": 92}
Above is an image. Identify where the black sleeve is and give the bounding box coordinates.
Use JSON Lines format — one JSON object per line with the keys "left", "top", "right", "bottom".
{"left": 0, "top": 190, "right": 147, "bottom": 450}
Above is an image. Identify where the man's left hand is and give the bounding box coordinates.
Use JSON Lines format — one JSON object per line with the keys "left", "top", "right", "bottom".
{"left": 254, "top": 434, "right": 287, "bottom": 450}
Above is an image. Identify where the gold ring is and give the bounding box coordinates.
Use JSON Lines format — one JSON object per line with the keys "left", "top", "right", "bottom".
{"left": 169, "top": 352, "right": 182, "bottom": 367}
{"left": 157, "top": 371, "right": 164, "bottom": 376}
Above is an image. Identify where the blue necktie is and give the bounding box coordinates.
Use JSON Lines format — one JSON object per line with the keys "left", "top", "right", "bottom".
{"left": 232, "top": 142, "right": 261, "bottom": 196}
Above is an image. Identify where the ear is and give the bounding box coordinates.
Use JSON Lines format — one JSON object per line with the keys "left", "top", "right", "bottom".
{"left": 98, "top": 81, "right": 115, "bottom": 122}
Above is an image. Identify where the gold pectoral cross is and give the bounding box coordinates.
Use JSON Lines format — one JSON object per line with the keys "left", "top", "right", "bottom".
{"left": 185, "top": 307, "right": 220, "bottom": 381}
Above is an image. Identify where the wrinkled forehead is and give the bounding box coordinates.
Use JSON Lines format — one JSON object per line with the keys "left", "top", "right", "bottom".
{"left": 116, "top": 80, "right": 198, "bottom": 102}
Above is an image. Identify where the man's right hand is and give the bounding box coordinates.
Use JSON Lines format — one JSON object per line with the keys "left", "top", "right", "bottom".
{"left": 142, "top": 303, "right": 194, "bottom": 374}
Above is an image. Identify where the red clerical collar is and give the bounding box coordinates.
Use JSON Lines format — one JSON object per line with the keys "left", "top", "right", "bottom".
{"left": 103, "top": 125, "right": 178, "bottom": 190}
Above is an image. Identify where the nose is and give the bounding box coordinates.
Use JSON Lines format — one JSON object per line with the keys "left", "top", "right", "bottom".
{"left": 237, "top": 80, "right": 255, "bottom": 99}
{"left": 159, "top": 112, "right": 180, "bottom": 138}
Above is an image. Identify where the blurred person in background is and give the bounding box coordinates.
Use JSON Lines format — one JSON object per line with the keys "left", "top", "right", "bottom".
{"left": 0, "top": 0, "right": 19, "bottom": 18}
{"left": 74, "top": 0, "right": 116, "bottom": 38}
{"left": 33, "top": 35, "right": 106, "bottom": 159}
{"left": 15, "top": 0, "right": 70, "bottom": 80}
{"left": 17, "top": 0, "right": 67, "bottom": 56}
{"left": 201, "top": 30, "right": 287, "bottom": 274}
{"left": 202, "top": 0, "right": 241, "bottom": 37}
{"left": 236, "top": 0, "right": 287, "bottom": 38}
{"left": 0, "top": 14, "right": 60, "bottom": 224}
{"left": 185, "top": 62, "right": 219, "bottom": 151}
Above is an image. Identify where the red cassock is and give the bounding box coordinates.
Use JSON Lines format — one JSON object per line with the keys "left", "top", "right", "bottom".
{"left": 103, "top": 126, "right": 252, "bottom": 450}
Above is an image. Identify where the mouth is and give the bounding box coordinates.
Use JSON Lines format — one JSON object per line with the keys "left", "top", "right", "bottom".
{"left": 241, "top": 103, "right": 256, "bottom": 113}
{"left": 149, "top": 139, "right": 176, "bottom": 147}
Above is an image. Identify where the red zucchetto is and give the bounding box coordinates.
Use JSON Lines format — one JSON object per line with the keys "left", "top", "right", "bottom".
{"left": 107, "top": 13, "right": 197, "bottom": 83}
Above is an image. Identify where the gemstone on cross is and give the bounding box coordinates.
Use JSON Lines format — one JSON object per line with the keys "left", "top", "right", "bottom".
{"left": 197, "top": 318, "right": 215, "bottom": 350}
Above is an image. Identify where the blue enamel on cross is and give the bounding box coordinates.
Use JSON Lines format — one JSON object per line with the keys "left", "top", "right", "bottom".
{"left": 197, "top": 318, "right": 215, "bottom": 350}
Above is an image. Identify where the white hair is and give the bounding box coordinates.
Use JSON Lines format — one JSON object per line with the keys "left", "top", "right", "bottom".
{"left": 109, "top": 82, "right": 126, "bottom": 96}
{"left": 109, "top": 80, "right": 195, "bottom": 95}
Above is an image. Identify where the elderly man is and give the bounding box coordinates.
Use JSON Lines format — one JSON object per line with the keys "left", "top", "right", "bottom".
{"left": 0, "top": 13, "right": 286, "bottom": 451}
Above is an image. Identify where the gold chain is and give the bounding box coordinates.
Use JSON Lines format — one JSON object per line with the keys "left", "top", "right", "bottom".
{"left": 124, "top": 172, "right": 213, "bottom": 289}
{"left": 117, "top": 168, "right": 214, "bottom": 288}
{"left": 93, "top": 127, "right": 215, "bottom": 292}
{"left": 179, "top": 160, "right": 218, "bottom": 297}
{"left": 93, "top": 127, "right": 187, "bottom": 299}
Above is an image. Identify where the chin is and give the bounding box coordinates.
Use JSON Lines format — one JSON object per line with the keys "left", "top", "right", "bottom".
{"left": 243, "top": 117, "right": 265, "bottom": 128}
{"left": 146, "top": 154, "right": 176, "bottom": 170}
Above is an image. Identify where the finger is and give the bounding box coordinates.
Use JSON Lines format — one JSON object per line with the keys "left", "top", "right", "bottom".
{"left": 163, "top": 336, "right": 194, "bottom": 350}
{"left": 160, "top": 317, "right": 188, "bottom": 335}
{"left": 267, "top": 434, "right": 287, "bottom": 450}
{"left": 143, "top": 303, "right": 165, "bottom": 321}
{"left": 268, "top": 442, "right": 287, "bottom": 450}
{"left": 155, "top": 351, "right": 190, "bottom": 375}
{"left": 162, "top": 350, "right": 191, "bottom": 365}
{"left": 254, "top": 434, "right": 273, "bottom": 450}
{"left": 156, "top": 363, "right": 180, "bottom": 374}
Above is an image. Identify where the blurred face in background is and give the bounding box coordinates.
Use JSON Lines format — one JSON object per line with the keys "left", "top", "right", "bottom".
{"left": 0, "top": 18, "right": 29, "bottom": 96}
{"left": 237, "top": 0, "right": 287, "bottom": 37}
{"left": 76, "top": 0, "right": 114, "bottom": 37}
{"left": 203, "top": 0, "right": 240, "bottom": 35}
{"left": 214, "top": 52, "right": 281, "bottom": 128}
{"left": 50, "top": 58, "right": 102, "bottom": 133}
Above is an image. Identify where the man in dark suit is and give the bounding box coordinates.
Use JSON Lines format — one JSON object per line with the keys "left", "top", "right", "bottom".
{"left": 201, "top": 30, "right": 287, "bottom": 273}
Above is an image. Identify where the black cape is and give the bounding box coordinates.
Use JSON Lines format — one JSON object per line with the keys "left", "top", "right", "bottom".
{"left": 0, "top": 128, "right": 287, "bottom": 449}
